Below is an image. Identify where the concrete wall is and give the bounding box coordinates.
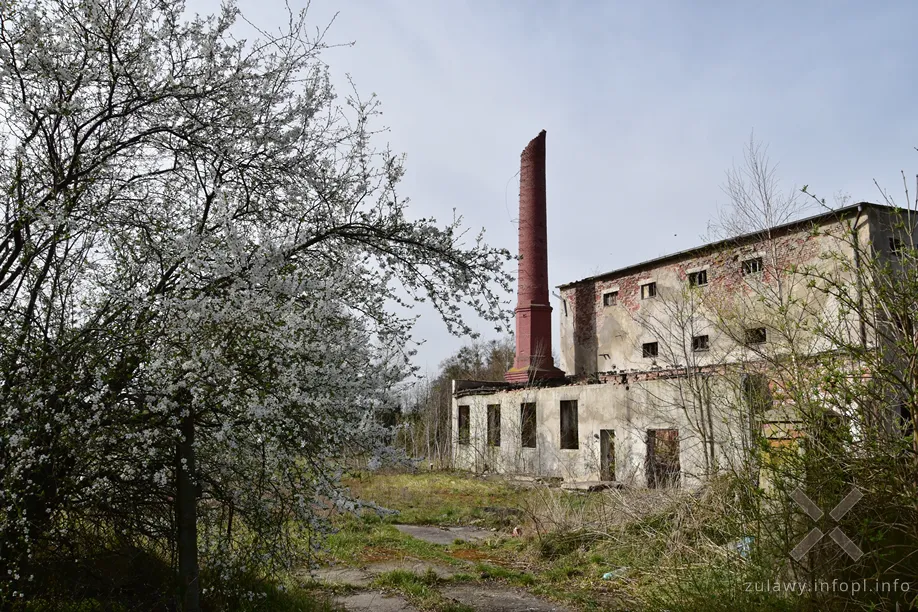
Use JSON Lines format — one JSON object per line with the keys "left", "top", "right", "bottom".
{"left": 559, "top": 214, "right": 872, "bottom": 377}
{"left": 457, "top": 206, "right": 898, "bottom": 485}
{"left": 452, "top": 374, "right": 747, "bottom": 485}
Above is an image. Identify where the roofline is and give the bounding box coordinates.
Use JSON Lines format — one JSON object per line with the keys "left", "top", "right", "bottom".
{"left": 557, "top": 201, "right": 890, "bottom": 290}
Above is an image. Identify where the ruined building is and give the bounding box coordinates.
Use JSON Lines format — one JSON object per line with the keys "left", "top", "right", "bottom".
{"left": 452, "top": 130, "right": 905, "bottom": 486}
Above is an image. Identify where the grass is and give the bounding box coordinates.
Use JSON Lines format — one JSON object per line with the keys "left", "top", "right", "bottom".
{"left": 18, "top": 570, "right": 339, "bottom": 612}
{"left": 343, "top": 470, "right": 529, "bottom": 527}
{"left": 27, "top": 469, "right": 896, "bottom": 611}
{"left": 322, "top": 470, "right": 634, "bottom": 609}
{"left": 321, "top": 517, "right": 466, "bottom": 567}
{"left": 15, "top": 537, "right": 339, "bottom": 612}
{"left": 324, "top": 470, "right": 848, "bottom": 611}
{"left": 202, "top": 570, "right": 341, "bottom": 611}
{"left": 371, "top": 569, "right": 474, "bottom": 612}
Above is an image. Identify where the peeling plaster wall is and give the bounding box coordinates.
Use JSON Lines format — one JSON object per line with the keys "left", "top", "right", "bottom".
{"left": 452, "top": 375, "right": 746, "bottom": 486}
{"left": 558, "top": 216, "right": 871, "bottom": 376}
{"left": 458, "top": 208, "right": 892, "bottom": 484}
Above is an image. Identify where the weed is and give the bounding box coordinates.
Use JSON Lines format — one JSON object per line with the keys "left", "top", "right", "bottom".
{"left": 343, "top": 471, "right": 528, "bottom": 528}
{"left": 371, "top": 569, "right": 475, "bottom": 611}
{"left": 473, "top": 562, "right": 536, "bottom": 586}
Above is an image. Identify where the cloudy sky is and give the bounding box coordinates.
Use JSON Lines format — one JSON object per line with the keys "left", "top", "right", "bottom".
{"left": 194, "top": 0, "right": 918, "bottom": 376}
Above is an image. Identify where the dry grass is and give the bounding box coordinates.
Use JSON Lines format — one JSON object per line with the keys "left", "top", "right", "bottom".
{"left": 343, "top": 469, "right": 529, "bottom": 527}
{"left": 330, "top": 471, "right": 817, "bottom": 611}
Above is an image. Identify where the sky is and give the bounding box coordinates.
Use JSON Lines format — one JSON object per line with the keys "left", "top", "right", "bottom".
{"left": 192, "top": 0, "right": 918, "bottom": 377}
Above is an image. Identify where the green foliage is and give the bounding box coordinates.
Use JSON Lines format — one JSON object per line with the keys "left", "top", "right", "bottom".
{"left": 473, "top": 562, "right": 536, "bottom": 585}
{"left": 203, "top": 572, "right": 338, "bottom": 612}
{"left": 395, "top": 338, "right": 514, "bottom": 465}
{"left": 14, "top": 538, "right": 336, "bottom": 612}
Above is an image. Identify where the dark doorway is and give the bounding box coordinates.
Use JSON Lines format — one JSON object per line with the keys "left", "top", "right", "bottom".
{"left": 487, "top": 404, "right": 501, "bottom": 447}
{"left": 560, "top": 400, "right": 579, "bottom": 449}
{"left": 520, "top": 403, "right": 537, "bottom": 448}
{"left": 600, "top": 429, "right": 615, "bottom": 481}
{"left": 646, "top": 429, "right": 680, "bottom": 488}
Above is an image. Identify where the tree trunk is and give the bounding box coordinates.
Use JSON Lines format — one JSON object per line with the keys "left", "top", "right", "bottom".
{"left": 176, "top": 409, "right": 200, "bottom": 612}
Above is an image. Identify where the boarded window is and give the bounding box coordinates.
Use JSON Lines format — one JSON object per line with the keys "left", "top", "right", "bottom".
{"left": 692, "top": 335, "right": 709, "bottom": 352}
{"left": 646, "top": 429, "right": 681, "bottom": 488}
{"left": 688, "top": 270, "right": 708, "bottom": 286}
{"left": 642, "top": 341, "right": 659, "bottom": 358}
{"left": 745, "top": 327, "right": 767, "bottom": 345}
{"left": 560, "top": 400, "right": 579, "bottom": 449}
{"left": 487, "top": 404, "right": 501, "bottom": 447}
{"left": 641, "top": 282, "right": 657, "bottom": 299}
{"left": 520, "top": 403, "right": 537, "bottom": 448}
{"left": 603, "top": 291, "right": 618, "bottom": 307}
{"left": 742, "top": 257, "right": 764, "bottom": 275}
{"left": 457, "top": 405, "right": 470, "bottom": 445}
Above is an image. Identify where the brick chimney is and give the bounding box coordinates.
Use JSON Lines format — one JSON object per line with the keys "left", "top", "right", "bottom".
{"left": 505, "top": 130, "right": 565, "bottom": 383}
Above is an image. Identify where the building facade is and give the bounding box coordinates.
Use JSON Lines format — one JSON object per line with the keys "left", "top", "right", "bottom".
{"left": 453, "top": 131, "right": 902, "bottom": 486}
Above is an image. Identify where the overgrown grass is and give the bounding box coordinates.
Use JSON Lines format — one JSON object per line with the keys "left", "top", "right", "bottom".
{"left": 321, "top": 516, "right": 466, "bottom": 567}
{"left": 15, "top": 539, "right": 339, "bottom": 612}
{"left": 343, "top": 470, "right": 529, "bottom": 527}
{"left": 371, "top": 569, "right": 474, "bottom": 611}
{"left": 20, "top": 583, "right": 338, "bottom": 612}
{"left": 201, "top": 568, "right": 341, "bottom": 611}
{"left": 327, "top": 470, "right": 912, "bottom": 610}
{"left": 334, "top": 471, "right": 870, "bottom": 610}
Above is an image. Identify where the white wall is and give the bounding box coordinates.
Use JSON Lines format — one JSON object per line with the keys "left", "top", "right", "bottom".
{"left": 452, "top": 376, "right": 746, "bottom": 485}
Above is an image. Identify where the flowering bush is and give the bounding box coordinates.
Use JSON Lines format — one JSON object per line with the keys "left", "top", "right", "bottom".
{"left": 0, "top": 1, "right": 512, "bottom": 607}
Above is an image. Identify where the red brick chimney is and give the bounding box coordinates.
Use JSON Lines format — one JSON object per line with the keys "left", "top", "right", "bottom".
{"left": 505, "top": 130, "right": 565, "bottom": 383}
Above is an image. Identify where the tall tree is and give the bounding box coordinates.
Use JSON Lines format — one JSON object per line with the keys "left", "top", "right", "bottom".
{"left": 0, "top": 1, "right": 512, "bottom": 608}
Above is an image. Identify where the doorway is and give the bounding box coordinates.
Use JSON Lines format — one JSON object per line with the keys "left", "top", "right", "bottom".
{"left": 646, "top": 429, "right": 680, "bottom": 488}
{"left": 599, "top": 429, "right": 615, "bottom": 481}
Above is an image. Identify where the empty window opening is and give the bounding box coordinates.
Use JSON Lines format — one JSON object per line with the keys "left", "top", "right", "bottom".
{"left": 743, "top": 374, "right": 772, "bottom": 414}
{"left": 521, "top": 403, "right": 537, "bottom": 448}
{"left": 600, "top": 429, "right": 616, "bottom": 481}
{"left": 560, "top": 400, "right": 579, "bottom": 449}
{"left": 889, "top": 236, "right": 904, "bottom": 255}
{"left": 487, "top": 404, "right": 501, "bottom": 447}
{"left": 688, "top": 270, "right": 708, "bottom": 287}
{"left": 457, "top": 405, "right": 470, "bottom": 445}
{"left": 742, "top": 257, "right": 764, "bottom": 275}
{"left": 603, "top": 291, "right": 618, "bottom": 307}
{"left": 642, "top": 341, "right": 659, "bottom": 359}
{"left": 897, "top": 404, "right": 915, "bottom": 438}
{"left": 745, "top": 327, "right": 767, "bottom": 345}
{"left": 641, "top": 282, "right": 657, "bottom": 299}
{"left": 646, "top": 429, "right": 681, "bottom": 488}
{"left": 692, "top": 335, "right": 710, "bottom": 352}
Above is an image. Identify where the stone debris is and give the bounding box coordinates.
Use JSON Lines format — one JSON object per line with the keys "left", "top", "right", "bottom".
{"left": 559, "top": 480, "right": 625, "bottom": 492}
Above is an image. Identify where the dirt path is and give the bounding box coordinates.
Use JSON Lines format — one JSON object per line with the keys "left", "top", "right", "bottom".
{"left": 442, "top": 585, "right": 567, "bottom": 612}
{"left": 334, "top": 591, "right": 420, "bottom": 612}
{"left": 392, "top": 524, "right": 492, "bottom": 546}
{"left": 309, "top": 524, "right": 569, "bottom": 611}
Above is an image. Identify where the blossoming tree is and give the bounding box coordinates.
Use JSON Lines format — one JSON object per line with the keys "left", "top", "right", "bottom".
{"left": 0, "top": 1, "right": 512, "bottom": 608}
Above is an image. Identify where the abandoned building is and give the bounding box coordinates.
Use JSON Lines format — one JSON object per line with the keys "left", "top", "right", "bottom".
{"left": 452, "top": 130, "right": 906, "bottom": 486}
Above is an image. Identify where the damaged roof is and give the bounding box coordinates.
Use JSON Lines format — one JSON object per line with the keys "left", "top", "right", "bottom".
{"left": 558, "top": 201, "right": 888, "bottom": 290}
